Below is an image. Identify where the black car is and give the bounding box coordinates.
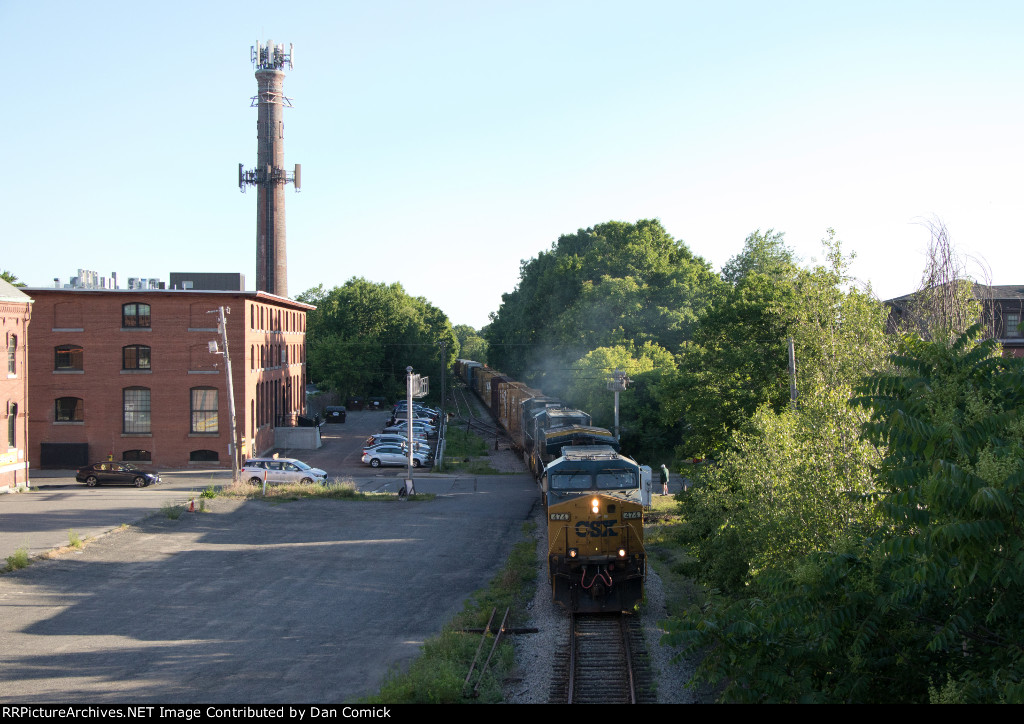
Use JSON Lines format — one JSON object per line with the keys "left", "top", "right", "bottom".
{"left": 324, "top": 406, "right": 347, "bottom": 423}
{"left": 76, "top": 462, "right": 162, "bottom": 487}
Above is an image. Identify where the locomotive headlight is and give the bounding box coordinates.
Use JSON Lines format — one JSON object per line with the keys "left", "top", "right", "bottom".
{"left": 591, "top": 497, "right": 600, "bottom": 514}
{"left": 618, "top": 548, "right": 627, "bottom": 558}
{"left": 568, "top": 548, "right": 578, "bottom": 558}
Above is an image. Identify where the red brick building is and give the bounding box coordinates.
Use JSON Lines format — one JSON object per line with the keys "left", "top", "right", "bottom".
{"left": 25, "top": 288, "right": 313, "bottom": 470}
{"left": 1, "top": 280, "right": 32, "bottom": 490}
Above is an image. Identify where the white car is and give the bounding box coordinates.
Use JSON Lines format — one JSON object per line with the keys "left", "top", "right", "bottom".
{"left": 243, "top": 458, "right": 328, "bottom": 485}
{"left": 383, "top": 420, "right": 436, "bottom": 436}
{"left": 364, "top": 435, "right": 433, "bottom": 456}
{"left": 361, "top": 445, "right": 431, "bottom": 468}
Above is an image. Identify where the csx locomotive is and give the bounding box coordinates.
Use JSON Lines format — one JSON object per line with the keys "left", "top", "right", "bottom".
{"left": 455, "top": 360, "right": 646, "bottom": 613}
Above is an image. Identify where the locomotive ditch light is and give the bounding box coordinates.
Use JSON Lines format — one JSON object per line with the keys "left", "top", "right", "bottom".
{"left": 569, "top": 548, "right": 578, "bottom": 558}
{"left": 618, "top": 548, "right": 627, "bottom": 557}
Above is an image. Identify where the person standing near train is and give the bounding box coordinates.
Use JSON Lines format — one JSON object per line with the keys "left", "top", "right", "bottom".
{"left": 660, "top": 464, "right": 670, "bottom": 495}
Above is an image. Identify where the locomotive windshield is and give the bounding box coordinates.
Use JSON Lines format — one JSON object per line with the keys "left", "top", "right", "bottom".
{"left": 549, "top": 468, "right": 638, "bottom": 491}
{"left": 596, "top": 469, "right": 638, "bottom": 489}
{"left": 549, "top": 472, "right": 593, "bottom": 490}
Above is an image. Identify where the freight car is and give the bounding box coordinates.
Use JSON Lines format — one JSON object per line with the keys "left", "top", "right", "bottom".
{"left": 453, "top": 359, "right": 645, "bottom": 613}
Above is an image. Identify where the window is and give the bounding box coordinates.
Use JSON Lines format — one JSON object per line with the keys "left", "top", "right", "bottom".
{"left": 55, "top": 344, "right": 84, "bottom": 371}
{"left": 7, "top": 402, "right": 15, "bottom": 447}
{"left": 7, "top": 335, "right": 16, "bottom": 375}
{"left": 123, "top": 387, "right": 151, "bottom": 433}
{"left": 1007, "top": 312, "right": 1021, "bottom": 339}
{"left": 123, "top": 449, "right": 151, "bottom": 462}
{"left": 123, "top": 345, "right": 152, "bottom": 370}
{"left": 190, "top": 449, "right": 219, "bottom": 462}
{"left": 55, "top": 397, "right": 84, "bottom": 422}
{"left": 122, "top": 303, "right": 151, "bottom": 328}
{"left": 190, "top": 387, "right": 218, "bottom": 433}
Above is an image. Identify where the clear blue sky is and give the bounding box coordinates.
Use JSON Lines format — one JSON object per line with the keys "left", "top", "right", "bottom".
{"left": 2, "top": 1, "right": 1021, "bottom": 329}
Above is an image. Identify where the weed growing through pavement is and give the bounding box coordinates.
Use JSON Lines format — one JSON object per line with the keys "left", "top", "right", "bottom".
{"left": 68, "top": 529, "right": 83, "bottom": 548}
{"left": 4, "top": 546, "right": 30, "bottom": 572}
{"left": 161, "top": 502, "right": 185, "bottom": 520}
{"left": 200, "top": 485, "right": 218, "bottom": 499}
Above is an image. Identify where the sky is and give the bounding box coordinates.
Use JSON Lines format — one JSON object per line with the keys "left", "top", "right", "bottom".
{"left": 2, "top": 1, "right": 1022, "bottom": 330}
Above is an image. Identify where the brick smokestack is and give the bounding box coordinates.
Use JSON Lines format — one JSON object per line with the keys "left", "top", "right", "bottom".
{"left": 240, "top": 41, "right": 298, "bottom": 299}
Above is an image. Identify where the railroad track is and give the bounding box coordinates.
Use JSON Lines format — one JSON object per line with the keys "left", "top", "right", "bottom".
{"left": 451, "top": 383, "right": 508, "bottom": 441}
{"left": 550, "top": 613, "right": 655, "bottom": 704}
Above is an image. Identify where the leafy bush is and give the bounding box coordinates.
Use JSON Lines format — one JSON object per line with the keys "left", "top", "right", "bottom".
{"left": 664, "top": 327, "right": 1024, "bottom": 703}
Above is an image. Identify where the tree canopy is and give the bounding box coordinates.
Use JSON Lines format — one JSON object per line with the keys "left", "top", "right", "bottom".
{"left": 484, "top": 219, "right": 722, "bottom": 397}
{"left": 296, "top": 278, "right": 456, "bottom": 402}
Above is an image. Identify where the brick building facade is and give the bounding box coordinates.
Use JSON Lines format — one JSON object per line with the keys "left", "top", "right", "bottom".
{"left": 1, "top": 280, "right": 32, "bottom": 490}
{"left": 25, "top": 288, "right": 312, "bottom": 470}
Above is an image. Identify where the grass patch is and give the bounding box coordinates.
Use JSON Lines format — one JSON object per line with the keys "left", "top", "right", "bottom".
{"left": 68, "top": 529, "right": 83, "bottom": 549}
{"left": 439, "top": 458, "right": 501, "bottom": 475}
{"left": 444, "top": 427, "right": 489, "bottom": 458}
{"left": 200, "top": 485, "right": 218, "bottom": 499}
{"left": 645, "top": 492, "right": 702, "bottom": 617}
{"left": 4, "top": 546, "right": 30, "bottom": 572}
{"left": 219, "top": 478, "right": 432, "bottom": 502}
{"left": 363, "top": 522, "right": 538, "bottom": 704}
{"left": 161, "top": 502, "right": 185, "bottom": 520}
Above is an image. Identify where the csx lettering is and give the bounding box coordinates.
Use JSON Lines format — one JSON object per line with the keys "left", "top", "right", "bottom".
{"left": 574, "top": 520, "right": 619, "bottom": 538}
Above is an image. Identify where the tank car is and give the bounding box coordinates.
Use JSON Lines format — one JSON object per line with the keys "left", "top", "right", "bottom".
{"left": 542, "top": 445, "right": 645, "bottom": 613}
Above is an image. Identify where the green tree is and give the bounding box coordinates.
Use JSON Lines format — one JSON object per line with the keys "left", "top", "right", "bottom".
{"left": 676, "top": 230, "right": 801, "bottom": 457}
{"left": 453, "top": 324, "right": 488, "bottom": 363}
{"left": 1, "top": 271, "right": 26, "bottom": 287}
{"left": 297, "top": 279, "right": 457, "bottom": 401}
{"left": 665, "top": 327, "right": 1024, "bottom": 703}
{"left": 563, "top": 342, "right": 680, "bottom": 462}
{"left": 485, "top": 219, "right": 722, "bottom": 391}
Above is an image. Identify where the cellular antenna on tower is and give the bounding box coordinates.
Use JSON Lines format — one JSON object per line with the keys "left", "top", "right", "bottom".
{"left": 239, "top": 39, "right": 301, "bottom": 298}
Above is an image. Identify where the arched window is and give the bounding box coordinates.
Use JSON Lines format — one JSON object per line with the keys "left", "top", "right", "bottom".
{"left": 122, "top": 449, "right": 151, "bottom": 462}
{"left": 123, "top": 345, "right": 152, "bottom": 370}
{"left": 55, "top": 344, "right": 84, "bottom": 371}
{"left": 190, "top": 387, "right": 218, "bottom": 433}
{"left": 55, "top": 397, "right": 84, "bottom": 422}
{"left": 123, "top": 387, "right": 151, "bottom": 433}
{"left": 122, "top": 303, "right": 151, "bottom": 328}
{"left": 190, "top": 449, "right": 219, "bottom": 462}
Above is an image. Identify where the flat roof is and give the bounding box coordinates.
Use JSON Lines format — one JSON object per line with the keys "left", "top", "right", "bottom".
{"left": 22, "top": 287, "right": 316, "bottom": 311}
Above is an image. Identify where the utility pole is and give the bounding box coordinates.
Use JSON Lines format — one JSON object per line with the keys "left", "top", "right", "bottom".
{"left": 209, "top": 307, "right": 240, "bottom": 482}
{"left": 608, "top": 369, "right": 630, "bottom": 442}
{"left": 788, "top": 336, "right": 798, "bottom": 409}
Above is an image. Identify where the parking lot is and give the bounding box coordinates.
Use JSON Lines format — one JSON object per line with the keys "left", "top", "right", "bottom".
{"left": 0, "top": 411, "right": 539, "bottom": 703}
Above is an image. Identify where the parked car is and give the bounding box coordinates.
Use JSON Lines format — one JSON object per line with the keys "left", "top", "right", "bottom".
{"left": 383, "top": 420, "right": 436, "bottom": 436}
{"left": 364, "top": 435, "right": 433, "bottom": 457}
{"left": 77, "top": 462, "right": 162, "bottom": 487}
{"left": 242, "top": 458, "right": 329, "bottom": 485}
{"left": 324, "top": 406, "right": 347, "bottom": 423}
{"left": 361, "top": 445, "right": 431, "bottom": 468}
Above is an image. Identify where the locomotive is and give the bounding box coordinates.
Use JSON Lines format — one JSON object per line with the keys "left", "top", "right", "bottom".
{"left": 455, "top": 360, "right": 646, "bottom": 613}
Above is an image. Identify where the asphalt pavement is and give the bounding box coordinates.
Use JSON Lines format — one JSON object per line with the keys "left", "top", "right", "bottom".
{"left": 0, "top": 411, "right": 540, "bottom": 703}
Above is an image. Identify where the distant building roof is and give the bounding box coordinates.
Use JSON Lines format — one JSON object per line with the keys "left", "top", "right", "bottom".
{"left": 886, "top": 283, "right": 1024, "bottom": 305}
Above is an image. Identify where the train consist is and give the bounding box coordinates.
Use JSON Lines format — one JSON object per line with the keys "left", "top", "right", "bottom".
{"left": 454, "top": 360, "right": 647, "bottom": 614}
